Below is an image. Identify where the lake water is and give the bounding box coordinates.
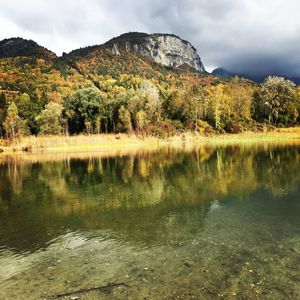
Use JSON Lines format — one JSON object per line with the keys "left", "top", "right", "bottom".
{"left": 0, "top": 144, "right": 299, "bottom": 299}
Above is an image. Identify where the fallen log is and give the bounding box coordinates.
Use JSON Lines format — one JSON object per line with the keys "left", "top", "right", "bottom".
{"left": 48, "top": 282, "right": 128, "bottom": 299}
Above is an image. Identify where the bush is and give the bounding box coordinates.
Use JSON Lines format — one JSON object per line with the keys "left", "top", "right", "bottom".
{"left": 146, "top": 120, "right": 184, "bottom": 138}
{"left": 195, "top": 119, "right": 211, "bottom": 135}
{"left": 225, "top": 121, "right": 243, "bottom": 133}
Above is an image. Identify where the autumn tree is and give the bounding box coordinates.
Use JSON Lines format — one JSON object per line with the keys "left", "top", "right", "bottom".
{"left": 140, "top": 80, "right": 162, "bottom": 122}
{"left": 253, "top": 76, "right": 297, "bottom": 125}
{"left": 136, "top": 110, "right": 148, "bottom": 132}
{"left": 224, "top": 78, "right": 253, "bottom": 121}
{"left": 118, "top": 105, "right": 132, "bottom": 132}
{"left": 206, "top": 84, "right": 230, "bottom": 130}
{"left": 180, "top": 87, "right": 208, "bottom": 129}
{"left": 125, "top": 82, "right": 161, "bottom": 131}
{"left": 3, "top": 102, "right": 27, "bottom": 140}
{"left": 296, "top": 87, "right": 300, "bottom": 123}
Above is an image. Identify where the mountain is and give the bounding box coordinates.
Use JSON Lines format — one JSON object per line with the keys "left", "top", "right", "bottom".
{"left": 68, "top": 32, "right": 205, "bottom": 73}
{"left": 211, "top": 68, "right": 234, "bottom": 79}
{"left": 1, "top": 33, "right": 298, "bottom": 137}
{"left": 212, "top": 67, "right": 300, "bottom": 85}
{"left": 291, "top": 77, "right": 300, "bottom": 85}
{"left": 0, "top": 38, "right": 56, "bottom": 59}
{"left": 0, "top": 33, "right": 212, "bottom": 105}
{"left": 0, "top": 32, "right": 216, "bottom": 136}
{"left": 106, "top": 32, "right": 205, "bottom": 72}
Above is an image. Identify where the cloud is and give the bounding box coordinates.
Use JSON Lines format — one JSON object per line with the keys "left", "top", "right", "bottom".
{"left": 0, "top": 0, "right": 299, "bottom": 76}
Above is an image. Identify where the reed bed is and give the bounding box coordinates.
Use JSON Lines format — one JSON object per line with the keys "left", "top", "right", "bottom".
{"left": 0, "top": 127, "right": 300, "bottom": 154}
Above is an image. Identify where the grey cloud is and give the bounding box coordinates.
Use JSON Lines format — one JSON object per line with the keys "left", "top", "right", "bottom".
{"left": 0, "top": 0, "right": 299, "bottom": 77}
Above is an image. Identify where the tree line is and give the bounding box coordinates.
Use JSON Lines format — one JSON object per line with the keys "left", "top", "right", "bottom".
{"left": 0, "top": 76, "right": 299, "bottom": 140}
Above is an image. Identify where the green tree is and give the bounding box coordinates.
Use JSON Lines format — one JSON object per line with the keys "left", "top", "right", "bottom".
{"left": 36, "top": 102, "right": 63, "bottom": 135}
{"left": 104, "top": 97, "right": 120, "bottom": 133}
{"left": 0, "top": 93, "right": 7, "bottom": 138}
{"left": 64, "top": 88, "right": 104, "bottom": 134}
{"left": 15, "top": 92, "right": 47, "bottom": 135}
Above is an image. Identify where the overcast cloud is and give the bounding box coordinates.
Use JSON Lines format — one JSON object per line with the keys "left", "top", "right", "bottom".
{"left": 0, "top": 0, "right": 299, "bottom": 76}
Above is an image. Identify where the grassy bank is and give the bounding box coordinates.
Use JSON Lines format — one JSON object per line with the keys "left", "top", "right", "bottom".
{"left": 1, "top": 127, "right": 300, "bottom": 154}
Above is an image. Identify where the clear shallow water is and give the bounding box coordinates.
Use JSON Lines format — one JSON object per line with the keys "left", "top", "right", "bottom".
{"left": 0, "top": 145, "right": 299, "bottom": 299}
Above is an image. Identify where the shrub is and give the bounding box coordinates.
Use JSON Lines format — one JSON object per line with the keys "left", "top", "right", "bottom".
{"left": 195, "top": 119, "right": 210, "bottom": 134}
{"left": 224, "top": 121, "right": 243, "bottom": 134}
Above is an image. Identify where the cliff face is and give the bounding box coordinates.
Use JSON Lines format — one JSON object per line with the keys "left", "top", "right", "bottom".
{"left": 107, "top": 32, "right": 205, "bottom": 72}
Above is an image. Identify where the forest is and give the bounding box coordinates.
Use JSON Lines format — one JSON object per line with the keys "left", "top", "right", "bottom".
{"left": 0, "top": 50, "right": 300, "bottom": 140}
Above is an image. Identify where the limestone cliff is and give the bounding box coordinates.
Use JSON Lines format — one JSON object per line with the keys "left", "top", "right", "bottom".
{"left": 106, "top": 32, "right": 205, "bottom": 72}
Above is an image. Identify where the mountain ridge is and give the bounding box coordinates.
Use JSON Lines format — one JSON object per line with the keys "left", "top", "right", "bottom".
{"left": 0, "top": 33, "right": 299, "bottom": 138}
{"left": 0, "top": 32, "right": 205, "bottom": 73}
{"left": 212, "top": 67, "right": 300, "bottom": 85}
{"left": 0, "top": 37, "right": 56, "bottom": 59}
{"left": 68, "top": 32, "right": 205, "bottom": 72}
{"left": 1, "top": 35, "right": 299, "bottom": 84}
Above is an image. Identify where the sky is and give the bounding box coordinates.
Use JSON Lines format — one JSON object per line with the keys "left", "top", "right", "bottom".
{"left": 0, "top": 0, "right": 299, "bottom": 76}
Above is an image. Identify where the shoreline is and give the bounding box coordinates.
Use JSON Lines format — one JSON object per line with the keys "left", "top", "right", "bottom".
{"left": 1, "top": 127, "right": 300, "bottom": 154}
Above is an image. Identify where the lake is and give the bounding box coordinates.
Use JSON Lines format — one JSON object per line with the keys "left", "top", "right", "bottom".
{"left": 0, "top": 144, "right": 299, "bottom": 299}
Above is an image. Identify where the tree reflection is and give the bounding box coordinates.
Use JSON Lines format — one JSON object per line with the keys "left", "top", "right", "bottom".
{"left": 0, "top": 144, "right": 299, "bottom": 252}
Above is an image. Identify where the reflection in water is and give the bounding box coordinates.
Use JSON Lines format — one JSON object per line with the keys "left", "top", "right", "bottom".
{"left": 0, "top": 144, "right": 300, "bottom": 299}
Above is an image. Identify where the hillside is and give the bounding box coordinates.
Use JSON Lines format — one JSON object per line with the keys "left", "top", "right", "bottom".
{"left": 0, "top": 33, "right": 299, "bottom": 140}
{"left": 0, "top": 33, "right": 211, "bottom": 101}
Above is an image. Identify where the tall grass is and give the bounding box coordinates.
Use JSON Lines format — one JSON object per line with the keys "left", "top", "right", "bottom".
{"left": 1, "top": 127, "right": 300, "bottom": 153}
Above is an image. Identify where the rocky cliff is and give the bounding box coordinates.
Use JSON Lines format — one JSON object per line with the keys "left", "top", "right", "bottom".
{"left": 106, "top": 32, "right": 205, "bottom": 72}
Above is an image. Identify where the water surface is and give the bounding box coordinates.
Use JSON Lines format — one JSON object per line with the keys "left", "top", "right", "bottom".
{"left": 0, "top": 144, "right": 299, "bottom": 299}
